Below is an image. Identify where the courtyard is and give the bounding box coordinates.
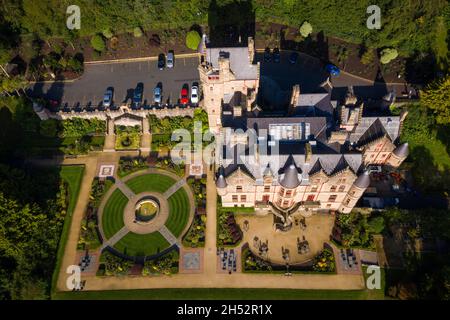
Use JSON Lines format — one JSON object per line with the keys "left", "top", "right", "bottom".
{"left": 235, "top": 213, "right": 335, "bottom": 265}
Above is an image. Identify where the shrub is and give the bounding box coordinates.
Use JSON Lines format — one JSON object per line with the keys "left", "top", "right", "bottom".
{"left": 299, "top": 21, "right": 313, "bottom": 38}
{"left": 40, "top": 119, "right": 59, "bottom": 137}
{"left": 102, "top": 29, "right": 113, "bottom": 39}
{"left": 312, "top": 249, "right": 335, "bottom": 272}
{"left": 361, "top": 49, "right": 375, "bottom": 65}
{"left": 380, "top": 48, "right": 398, "bottom": 64}
{"left": 186, "top": 30, "right": 201, "bottom": 50}
{"left": 90, "top": 35, "right": 106, "bottom": 52}
{"left": 133, "top": 27, "right": 144, "bottom": 38}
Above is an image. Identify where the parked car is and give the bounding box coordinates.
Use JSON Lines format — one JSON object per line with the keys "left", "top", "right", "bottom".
{"left": 158, "top": 53, "right": 165, "bottom": 70}
{"left": 153, "top": 86, "right": 162, "bottom": 104}
{"left": 367, "top": 165, "right": 382, "bottom": 173}
{"left": 190, "top": 85, "right": 199, "bottom": 104}
{"left": 264, "top": 47, "right": 271, "bottom": 62}
{"left": 103, "top": 88, "right": 113, "bottom": 108}
{"left": 289, "top": 52, "right": 299, "bottom": 64}
{"left": 326, "top": 63, "right": 340, "bottom": 76}
{"left": 180, "top": 87, "right": 189, "bottom": 105}
{"left": 167, "top": 51, "right": 174, "bottom": 68}
{"left": 132, "top": 83, "right": 143, "bottom": 109}
{"left": 273, "top": 48, "right": 281, "bottom": 63}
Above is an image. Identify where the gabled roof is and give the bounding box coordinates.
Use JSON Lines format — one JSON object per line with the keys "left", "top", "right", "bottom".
{"left": 350, "top": 116, "right": 401, "bottom": 146}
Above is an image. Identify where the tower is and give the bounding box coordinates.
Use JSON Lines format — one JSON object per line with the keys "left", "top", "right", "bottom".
{"left": 338, "top": 171, "right": 370, "bottom": 213}
{"left": 386, "top": 142, "right": 409, "bottom": 168}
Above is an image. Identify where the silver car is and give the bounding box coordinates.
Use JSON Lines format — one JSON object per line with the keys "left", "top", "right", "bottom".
{"left": 167, "top": 51, "right": 174, "bottom": 68}
{"left": 103, "top": 89, "right": 113, "bottom": 108}
{"left": 153, "top": 87, "right": 162, "bottom": 104}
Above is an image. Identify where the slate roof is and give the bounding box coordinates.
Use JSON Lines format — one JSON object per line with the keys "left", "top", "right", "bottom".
{"left": 206, "top": 47, "right": 258, "bottom": 80}
{"left": 350, "top": 116, "right": 401, "bottom": 146}
{"left": 219, "top": 140, "right": 363, "bottom": 183}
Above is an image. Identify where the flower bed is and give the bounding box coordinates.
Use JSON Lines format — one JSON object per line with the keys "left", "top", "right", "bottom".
{"left": 142, "top": 251, "right": 179, "bottom": 276}
{"left": 118, "top": 157, "right": 148, "bottom": 177}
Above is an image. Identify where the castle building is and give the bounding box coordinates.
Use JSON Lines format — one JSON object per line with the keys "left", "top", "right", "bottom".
{"left": 201, "top": 38, "right": 409, "bottom": 220}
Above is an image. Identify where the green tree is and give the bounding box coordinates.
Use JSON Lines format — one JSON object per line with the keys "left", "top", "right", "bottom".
{"left": 299, "top": 21, "right": 313, "bottom": 37}
{"left": 186, "top": 30, "right": 201, "bottom": 50}
{"left": 102, "top": 28, "right": 114, "bottom": 39}
{"left": 421, "top": 76, "right": 450, "bottom": 124}
{"left": 368, "top": 216, "right": 385, "bottom": 234}
{"left": 90, "top": 35, "right": 106, "bottom": 52}
{"left": 380, "top": 48, "right": 398, "bottom": 64}
{"left": 133, "top": 27, "right": 143, "bottom": 38}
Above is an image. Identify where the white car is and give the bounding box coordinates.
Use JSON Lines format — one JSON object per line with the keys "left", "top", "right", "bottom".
{"left": 190, "top": 85, "right": 199, "bottom": 104}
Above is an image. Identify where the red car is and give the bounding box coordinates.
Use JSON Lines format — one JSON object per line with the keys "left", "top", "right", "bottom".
{"left": 180, "top": 87, "right": 189, "bottom": 105}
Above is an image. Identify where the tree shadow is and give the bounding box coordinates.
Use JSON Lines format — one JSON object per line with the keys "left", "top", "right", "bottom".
{"left": 207, "top": 0, "right": 255, "bottom": 47}
{"left": 280, "top": 29, "right": 329, "bottom": 63}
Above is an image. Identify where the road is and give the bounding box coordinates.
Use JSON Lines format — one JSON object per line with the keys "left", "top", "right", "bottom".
{"left": 28, "top": 56, "right": 200, "bottom": 109}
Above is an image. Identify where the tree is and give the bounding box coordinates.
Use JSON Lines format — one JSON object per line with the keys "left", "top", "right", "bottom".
{"left": 186, "top": 30, "right": 201, "bottom": 50}
{"left": 421, "top": 76, "right": 450, "bottom": 124}
{"left": 102, "top": 29, "right": 113, "bottom": 39}
{"left": 360, "top": 49, "right": 375, "bottom": 65}
{"left": 368, "top": 216, "right": 385, "bottom": 234}
{"left": 299, "top": 21, "right": 313, "bottom": 38}
{"left": 133, "top": 27, "right": 143, "bottom": 38}
{"left": 380, "top": 48, "right": 398, "bottom": 64}
{"left": 90, "top": 35, "right": 106, "bottom": 52}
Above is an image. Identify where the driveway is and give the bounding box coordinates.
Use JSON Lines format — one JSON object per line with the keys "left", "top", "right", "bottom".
{"left": 28, "top": 56, "right": 200, "bottom": 109}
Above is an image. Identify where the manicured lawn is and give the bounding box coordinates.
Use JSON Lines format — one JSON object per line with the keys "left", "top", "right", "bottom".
{"left": 125, "top": 173, "right": 175, "bottom": 194}
{"left": 53, "top": 288, "right": 375, "bottom": 300}
{"left": 51, "top": 165, "right": 85, "bottom": 295}
{"left": 102, "top": 189, "right": 128, "bottom": 239}
{"left": 113, "top": 231, "right": 170, "bottom": 257}
{"left": 167, "top": 188, "right": 190, "bottom": 237}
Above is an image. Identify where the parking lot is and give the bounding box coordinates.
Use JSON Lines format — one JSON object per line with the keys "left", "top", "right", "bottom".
{"left": 28, "top": 56, "right": 200, "bottom": 109}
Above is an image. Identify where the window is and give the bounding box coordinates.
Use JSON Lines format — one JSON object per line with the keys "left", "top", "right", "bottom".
{"left": 283, "top": 200, "right": 289, "bottom": 206}
{"left": 240, "top": 195, "right": 247, "bottom": 202}
{"left": 330, "top": 185, "right": 337, "bottom": 192}
{"left": 326, "top": 204, "right": 332, "bottom": 208}
{"left": 280, "top": 187, "right": 285, "bottom": 194}
{"left": 236, "top": 186, "right": 243, "bottom": 193}
{"left": 338, "top": 185, "right": 345, "bottom": 192}
{"left": 328, "top": 195, "right": 337, "bottom": 202}
{"left": 232, "top": 195, "right": 238, "bottom": 202}
{"left": 286, "top": 190, "right": 293, "bottom": 197}
{"left": 314, "top": 179, "right": 321, "bottom": 184}
{"left": 264, "top": 186, "right": 270, "bottom": 192}
{"left": 210, "top": 86, "right": 213, "bottom": 91}
{"left": 306, "top": 194, "right": 315, "bottom": 201}
{"left": 371, "top": 154, "right": 375, "bottom": 158}
{"left": 345, "top": 198, "right": 351, "bottom": 205}
{"left": 262, "top": 195, "right": 270, "bottom": 202}
{"left": 310, "top": 186, "right": 318, "bottom": 192}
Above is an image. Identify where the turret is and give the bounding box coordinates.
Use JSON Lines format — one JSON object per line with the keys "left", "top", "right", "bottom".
{"left": 387, "top": 142, "right": 409, "bottom": 168}
{"left": 216, "top": 167, "right": 228, "bottom": 196}
{"left": 279, "top": 164, "right": 300, "bottom": 189}
{"left": 338, "top": 171, "right": 370, "bottom": 214}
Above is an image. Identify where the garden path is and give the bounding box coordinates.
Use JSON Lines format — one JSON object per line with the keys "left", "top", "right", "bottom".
{"left": 114, "top": 178, "right": 136, "bottom": 199}
{"left": 100, "top": 226, "right": 129, "bottom": 250}
{"left": 159, "top": 225, "right": 179, "bottom": 246}
{"left": 163, "top": 178, "right": 186, "bottom": 198}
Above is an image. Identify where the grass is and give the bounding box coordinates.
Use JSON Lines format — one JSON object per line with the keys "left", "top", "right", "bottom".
{"left": 51, "top": 165, "right": 85, "bottom": 296}
{"left": 433, "top": 16, "right": 449, "bottom": 72}
{"left": 102, "top": 189, "right": 128, "bottom": 239}
{"left": 113, "top": 231, "right": 170, "bottom": 257}
{"left": 166, "top": 188, "right": 191, "bottom": 237}
{"left": 53, "top": 288, "right": 375, "bottom": 300}
{"left": 362, "top": 266, "right": 386, "bottom": 300}
{"left": 125, "top": 173, "right": 175, "bottom": 194}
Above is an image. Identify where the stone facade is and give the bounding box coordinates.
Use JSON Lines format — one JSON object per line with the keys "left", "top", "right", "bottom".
{"left": 203, "top": 42, "right": 409, "bottom": 216}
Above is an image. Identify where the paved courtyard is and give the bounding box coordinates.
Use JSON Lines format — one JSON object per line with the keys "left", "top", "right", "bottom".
{"left": 235, "top": 213, "right": 335, "bottom": 265}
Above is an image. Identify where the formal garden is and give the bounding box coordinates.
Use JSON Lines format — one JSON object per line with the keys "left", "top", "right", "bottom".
{"left": 115, "top": 125, "right": 141, "bottom": 150}
{"left": 182, "top": 177, "right": 207, "bottom": 248}
{"left": 99, "top": 171, "right": 193, "bottom": 260}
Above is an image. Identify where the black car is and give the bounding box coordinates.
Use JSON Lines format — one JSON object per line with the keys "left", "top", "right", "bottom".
{"left": 158, "top": 53, "right": 165, "bottom": 70}
{"left": 264, "top": 47, "right": 271, "bottom": 62}
{"left": 273, "top": 48, "right": 281, "bottom": 63}
{"left": 132, "top": 83, "right": 143, "bottom": 109}
{"left": 289, "top": 51, "right": 299, "bottom": 64}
